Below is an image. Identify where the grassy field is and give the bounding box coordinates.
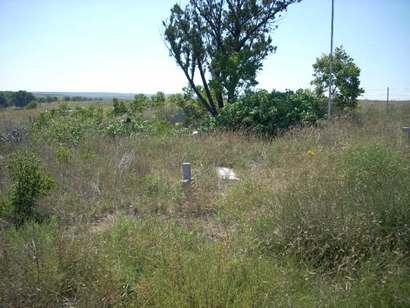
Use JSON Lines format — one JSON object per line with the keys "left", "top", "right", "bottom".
{"left": 0, "top": 101, "right": 410, "bottom": 307}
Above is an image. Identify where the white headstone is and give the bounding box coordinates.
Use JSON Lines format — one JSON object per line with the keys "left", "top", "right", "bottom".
{"left": 216, "top": 167, "right": 239, "bottom": 181}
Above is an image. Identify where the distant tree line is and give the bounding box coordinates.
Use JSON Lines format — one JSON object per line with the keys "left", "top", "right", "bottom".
{"left": 0, "top": 91, "right": 103, "bottom": 108}
{"left": 0, "top": 91, "right": 36, "bottom": 108}
{"left": 62, "top": 96, "right": 97, "bottom": 102}
{"left": 36, "top": 96, "right": 60, "bottom": 103}
{"left": 37, "top": 95, "right": 98, "bottom": 103}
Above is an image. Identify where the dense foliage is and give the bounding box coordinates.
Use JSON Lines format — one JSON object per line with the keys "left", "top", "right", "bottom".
{"left": 0, "top": 90, "right": 36, "bottom": 108}
{"left": 207, "top": 89, "right": 326, "bottom": 135}
{"left": 27, "top": 89, "right": 327, "bottom": 140}
{"left": 164, "top": 0, "right": 301, "bottom": 115}
{"left": 0, "top": 93, "right": 6, "bottom": 108}
{"left": 36, "top": 96, "right": 59, "bottom": 103}
{"left": 63, "top": 95, "right": 96, "bottom": 102}
{"left": 312, "top": 46, "right": 364, "bottom": 111}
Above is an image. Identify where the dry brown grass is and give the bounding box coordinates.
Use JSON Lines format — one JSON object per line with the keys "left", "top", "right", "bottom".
{"left": 0, "top": 100, "right": 409, "bottom": 307}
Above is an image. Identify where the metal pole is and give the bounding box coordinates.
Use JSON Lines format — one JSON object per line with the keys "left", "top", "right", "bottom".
{"left": 328, "top": 0, "right": 335, "bottom": 118}
{"left": 387, "top": 87, "right": 390, "bottom": 105}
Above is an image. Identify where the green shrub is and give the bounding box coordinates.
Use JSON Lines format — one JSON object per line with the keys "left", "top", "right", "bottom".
{"left": 164, "top": 90, "right": 208, "bottom": 127}
{"left": 6, "top": 150, "right": 54, "bottom": 225}
{"left": 25, "top": 101, "right": 38, "bottom": 109}
{"left": 103, "top": 117, "right": 135, "bottom": 137}
{"left": 176, "top": 99, "right": 207, "bottom": 127}
{"left": 74, "top": 104, "right": 104, "bottom": 125}
{"left": 150, "top": 91, "right": 166, "bottom": 106}
{"left": 129, "top": 94, "right": 148, "bottom": 113}
{"left": 112, "top": 98, "right": 127, "bottom": 115}
{"left": 55, "top": 144, "right": 71, "bottom": 163}
{"left": 31, "top": 105, "right": 104, "bottom": 146}
{"left": 32, "top": 114, "right": 84, "bottom": 146}
{"left": 207, "top": 89, "right": 326, "bottom": 135}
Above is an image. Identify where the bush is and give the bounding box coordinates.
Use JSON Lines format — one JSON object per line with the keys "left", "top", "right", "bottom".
{"left": 32, "top": 112, "right": 84, "bottom": 146}
{"left": 25, "top": 101, "right": 38, "bottom": 109}
{"left": 31, "top": 104, "right": 104, "bottom": 146}
{"left": 0, "top": 93, "right": 7, "bottom": 108}
{"left": 112, "top": 98, "right": 127, "bottom": 116}
{"left": 6, "top": 151, "right": 54, "bottom": 226}
{"left": 129, "top": 94, "right": 148, "bottom": 114}
{"left": 11, "top": 90, "right": 36, "bottom": 108}
{"left": 103, "top": 117, "right": 135, "bottom": 137}
{"left": 150, "top": 91, "right": 166, "bottom": 106}
{"left": 207, "top": 89, "right": 326, "bottom": 135}
{"left": 171, "top": 93, "right": 207, "bottom": 127}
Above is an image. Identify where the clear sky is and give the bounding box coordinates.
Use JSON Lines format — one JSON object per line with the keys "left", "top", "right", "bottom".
{"left": 0, "top": 0, "right": 409, "bottom": 100}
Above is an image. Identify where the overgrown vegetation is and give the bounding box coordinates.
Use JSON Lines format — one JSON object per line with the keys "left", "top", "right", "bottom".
{"left": 163, "top": 0, "right": 301, "bottom": 115}
{"left": 0, "top": 0, "right": 403, "bottom": 305}
{"left": 256, "top": 142, "right": 410, "bottom": 272}
{"left": 1, "top": 99, "right": 409, "bottom": 306}
{"left": 207, "top": 89, "right": 326, "bottom": 135}
{"left": 0, "top": 90, "right": 36, "bottom": 108}
{"left": 312, "top": 46, "right": 364, "bottom": 111}
{"left": 1, "top": 150, "right": 54, "bottom": 226}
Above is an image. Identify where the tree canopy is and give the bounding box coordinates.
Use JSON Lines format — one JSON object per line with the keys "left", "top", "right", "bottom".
{"left": 312, "top": 46, "right": 364, "bottom": 111}
{"left": 12, "top": 91, "right": 36, "bottom": 108}
{"left": 0, "top": 93, "right": 7, "bottom": 108}
{"left": 163, "top": 0, "right": 301, "bottom": 116}
{"left": 0, "top": 91, "right": 36, "bottom": 108}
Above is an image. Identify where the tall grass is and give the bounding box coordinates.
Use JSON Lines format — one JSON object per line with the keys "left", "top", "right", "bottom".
{"left": 0, "top": 101, "right": 409, "bottom": 306}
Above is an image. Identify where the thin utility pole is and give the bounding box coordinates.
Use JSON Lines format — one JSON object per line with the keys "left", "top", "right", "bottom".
{"left": 387, "top": 87, "right": 390, "bottom": 105}
{"left": 328, "top": 0, "right": 335, "bottom": 118}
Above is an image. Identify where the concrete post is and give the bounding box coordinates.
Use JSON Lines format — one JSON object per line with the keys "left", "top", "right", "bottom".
{"left": 182, "top": 162, "right": 192, "bottom": 184}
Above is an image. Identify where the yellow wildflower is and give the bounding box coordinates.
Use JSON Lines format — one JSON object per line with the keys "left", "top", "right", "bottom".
{"left": 307, "top": 149, "right": 316, "bottom": 156}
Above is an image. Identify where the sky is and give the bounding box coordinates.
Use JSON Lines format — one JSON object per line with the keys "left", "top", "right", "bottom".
{"left": 0, "top": 0, "right": 409, "bottom": 100}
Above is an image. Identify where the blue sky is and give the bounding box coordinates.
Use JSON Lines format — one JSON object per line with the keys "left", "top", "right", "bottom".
{"left": 0, "top": 0, "right": 409, "bottom": 99}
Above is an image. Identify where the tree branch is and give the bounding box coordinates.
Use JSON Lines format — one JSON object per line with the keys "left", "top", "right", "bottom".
{"left": 197, "top": 58, "right": 218, "bottom": 114}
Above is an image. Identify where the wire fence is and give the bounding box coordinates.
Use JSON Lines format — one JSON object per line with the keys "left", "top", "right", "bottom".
{"left": 362, "top": 87, "right": 410, "bottom": 101}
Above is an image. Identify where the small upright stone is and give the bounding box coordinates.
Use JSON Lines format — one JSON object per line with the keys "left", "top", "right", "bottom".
{"left": 182, "top": 162, "right": 192, "bottom": 184}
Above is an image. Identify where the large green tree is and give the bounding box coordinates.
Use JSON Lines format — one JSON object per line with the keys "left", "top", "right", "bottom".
{"left": 312, "top": 46, "right": 364, "bottom": 111}
{"left": 11, "top": 90, "right": 36, "bottom": 108}
{"left": 0, "top": 93, "right": 7, "bottom": 108}
{"left": 163, "top": 0, "right": 301, "bottom": 116}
